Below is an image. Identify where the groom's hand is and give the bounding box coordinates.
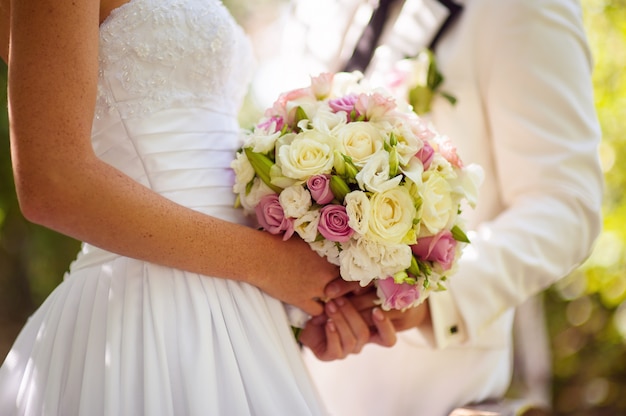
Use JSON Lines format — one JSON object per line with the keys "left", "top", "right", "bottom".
{"left": 324, "top": 278, "right": 432, "bottom": 333}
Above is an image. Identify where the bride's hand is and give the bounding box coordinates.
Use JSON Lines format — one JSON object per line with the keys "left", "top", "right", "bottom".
{"left": 298, "top": 297, "right": 397, "bottom": 361}
{"left": 252, "top": 235, "right": 339, "bottom": 316}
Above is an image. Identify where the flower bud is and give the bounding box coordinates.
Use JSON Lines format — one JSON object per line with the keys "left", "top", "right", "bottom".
{"left": 329, "top": 175, "right": 351, "bottom": 203}
{"left": 333, "top": 150, "right": 346, "bottom": 175}
{"left": 343, "top": 155, "right": 359, "bottom": 180}
{"left": 244, "top": 147, "right": 282, "bottom": 193}
{"left": 388, "top": 147, "right": 399, "bottom": 177}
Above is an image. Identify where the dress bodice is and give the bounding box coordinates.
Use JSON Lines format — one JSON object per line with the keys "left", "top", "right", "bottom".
{"left": 90, "top": 0, "right": 254, "bottom": 223}
{"left": 96, "top": 0, "right": 253, "bottom": 120}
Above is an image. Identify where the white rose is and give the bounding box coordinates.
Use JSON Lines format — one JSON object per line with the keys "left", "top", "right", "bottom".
{"left": 356, "top": 150, "right": 403, "bottom": 193}
{"left": 248, "top": 127, "right": 282, "bottom": 154}
{"left": 344, "top": 190, "right": 371, "bottom": 236}
{"left": 279, "top": 184, "right": 312, "bottom": 219}
{"left": 231, "top": 151, "right": 254, "bottom": 195}
{"left": 311, "top": 105, "right": 347, "bottom": 133}
{"left": 276, "top": 130, "right": 335, "bottom": 180}
{"left": 369, "top": 185, "right": 417, "bottom": 245}
{"left": 419, "top": 171, "right": 453, "bottom": 234}
{"left": 294, "top": 209, "right": 321, "bottom": 243}
{"left": 335, "top": 121, "right": 385, "bottom": 167}
{"left": 310, "top": 238, "right": 341, "bottom": 266}
{"left": 239, "top": 179, "right": 275, "bottom": 215}
{"left": 339, "top": 238, "right": 383, "bottom": 286}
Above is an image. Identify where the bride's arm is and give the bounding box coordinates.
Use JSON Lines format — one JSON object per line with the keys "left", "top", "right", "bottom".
{"left": 6, "top": 0, "right": 337, "bottom": 316}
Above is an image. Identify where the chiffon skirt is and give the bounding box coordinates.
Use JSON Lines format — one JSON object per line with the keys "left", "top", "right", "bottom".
{"left": 0, "top": 244, "right": 326, "bottom": 415}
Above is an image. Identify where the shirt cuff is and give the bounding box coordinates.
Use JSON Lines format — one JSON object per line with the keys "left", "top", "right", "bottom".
{"left": 427, "top": 289, "right": 468, "bottom": 348}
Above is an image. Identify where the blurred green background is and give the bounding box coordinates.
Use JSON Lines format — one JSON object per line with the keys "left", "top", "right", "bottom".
{"left": 0, "top": 1, "right": 624, "bottom": 414}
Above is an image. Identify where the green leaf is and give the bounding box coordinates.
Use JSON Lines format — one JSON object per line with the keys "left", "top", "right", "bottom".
{"left": 329, "top": 175, "right": 351, "bottom": 203}
{"left": 292, "top": 326, "right": 302, "bottom": 341}
{"left": 451, "top": 225, "right": 470, "bottom": 243}
{"left": 408, "top": 255, "right": 420, "bottom": 277}
{"left": 440, "top": 92, "right": 457, "bottom": 106}
{"left": 244, "top": 147, "right": 282, "bottom": 193}
{"left": 294, "top": 106, "right": 309, "bottom": 128}
{"left": 343, "top": 155, "right": 359, "bottom": 180}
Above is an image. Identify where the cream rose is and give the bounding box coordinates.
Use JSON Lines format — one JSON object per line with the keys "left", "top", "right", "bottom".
{"left": 335, "top": 121, "right": 384, "bottom": 166}
{"left": 276, "top": 130, "right": 335, "bottom": 180}
{"left": 368, "top": 185, "right": 417, "bottom": 245}
{"left": 419, "top": 171, "right": 453, "bottom": 234}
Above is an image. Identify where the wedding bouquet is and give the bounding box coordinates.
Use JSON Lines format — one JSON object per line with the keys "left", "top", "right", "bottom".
{"left": 232, "top": 72, "right": 482, "bottom": 313}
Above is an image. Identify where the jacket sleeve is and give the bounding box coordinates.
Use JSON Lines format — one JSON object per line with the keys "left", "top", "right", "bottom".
{"left": 428, "top": 0, "right": 604, "bottom": 347}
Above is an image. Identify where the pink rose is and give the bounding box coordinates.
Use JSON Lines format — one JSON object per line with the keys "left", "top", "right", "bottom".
{"left": 377, "top": 277, "right": 420, "bottom": 310}
{"left": 416, "top": 141, "right": 435, "bottom": 170}
{"left": 255, "top": 194, "right": 295, "bottom": 240}
{"left": 411, "top": 230, "right": 457, "bottom": 271}
{"left": 329, "top": 94, "right": 359, "bottom": 119}
{"left": 307, "top": 174, "right": 334, "bottom": 205}
{"left": 318, "top": 204, "right": 354, "bottom": 243}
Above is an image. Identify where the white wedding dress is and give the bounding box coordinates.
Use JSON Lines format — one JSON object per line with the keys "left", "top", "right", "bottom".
{"left": 0, "top": 1, "right": 326, "bottom": 415}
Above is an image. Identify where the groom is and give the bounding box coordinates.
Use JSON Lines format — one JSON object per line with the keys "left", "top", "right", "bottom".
{"left": 251, "top": 0, "right": 603, "bottom": 414}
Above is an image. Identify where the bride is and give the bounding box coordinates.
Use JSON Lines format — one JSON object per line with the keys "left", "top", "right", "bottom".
{"left": 0, "top": 0, "right": 394, "bottom": 414}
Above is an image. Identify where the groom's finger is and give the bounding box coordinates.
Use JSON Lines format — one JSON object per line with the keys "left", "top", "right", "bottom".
{"left": 333, "top": 297, "right": 370, "bottom": 353}
{"left": 370, "top": 307, "right": 397, "bottom": 347}
{"left": 323, "top": 279, "right": 362, "bottom": 299}
{"left": 349, "top": 292, "right": 380, "bottom": 312}
{"left": 323, "top": 300, "right": 358, "bottom": 356}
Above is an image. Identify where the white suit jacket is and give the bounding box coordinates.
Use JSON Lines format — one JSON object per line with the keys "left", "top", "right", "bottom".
{"left": 251, "top": 0, "right": 603, "bottom": 414}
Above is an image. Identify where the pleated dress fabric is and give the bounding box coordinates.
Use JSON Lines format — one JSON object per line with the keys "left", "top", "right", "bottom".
{"left": 0, "top": 1, "right": 326, "bottom": 415}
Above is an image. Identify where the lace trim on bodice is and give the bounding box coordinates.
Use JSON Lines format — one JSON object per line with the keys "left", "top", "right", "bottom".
{"left": 96, "top": 0, "right": 254, "bottom": 120}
